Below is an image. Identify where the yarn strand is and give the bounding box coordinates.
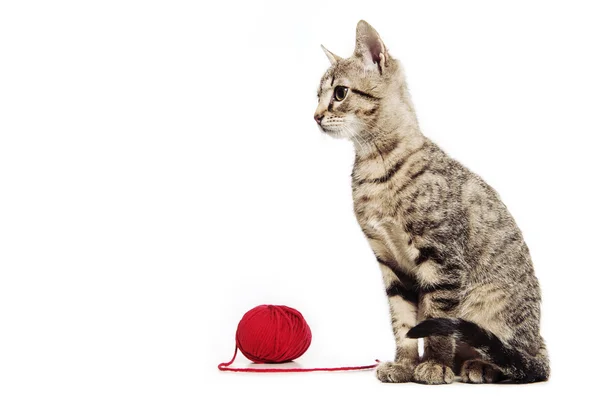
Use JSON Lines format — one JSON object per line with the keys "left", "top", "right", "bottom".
{"left": 218, "top": 345, "right": 379, "bottom": 373}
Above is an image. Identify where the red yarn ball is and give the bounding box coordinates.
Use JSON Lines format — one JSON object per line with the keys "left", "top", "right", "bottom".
{"left": 235, "top": 305, "right": 312, "bottom": 364}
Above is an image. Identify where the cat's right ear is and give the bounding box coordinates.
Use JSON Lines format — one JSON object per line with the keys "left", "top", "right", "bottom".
{"left": 354, "top": 20, "right": 388, "bottom": 74}
{"left": 321, "top": 45, "right": 341, "bottom": 65}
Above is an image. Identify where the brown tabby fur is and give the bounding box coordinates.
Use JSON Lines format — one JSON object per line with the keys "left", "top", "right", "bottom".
{"left": 315, "top": 21, "right": 549, "bottom": 384}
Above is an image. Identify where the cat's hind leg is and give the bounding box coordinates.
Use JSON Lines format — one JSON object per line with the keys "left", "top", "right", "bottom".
{"left": 460, "top": 359, "right": 505, "bottom": 383}
{"left": 453, "top": 341, "right": 480, "bottom": 374}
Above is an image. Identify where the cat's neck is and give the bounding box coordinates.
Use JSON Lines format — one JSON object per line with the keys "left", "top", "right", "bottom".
{"left": 351, "top": 125, "right": 427, "bottom": 185}
{"left": 352, "top": 77, "right": 425, "bottom": 162}
{"left": 353, "top": 116, "right": 424, "bottom": 163}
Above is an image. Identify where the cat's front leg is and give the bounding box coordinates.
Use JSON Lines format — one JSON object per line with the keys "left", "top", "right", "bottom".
{"left": 375, "top": 259, "right": 419, "bottom": 383}
{"left": 412, "top": 256, "right": 462, "bottom": 384}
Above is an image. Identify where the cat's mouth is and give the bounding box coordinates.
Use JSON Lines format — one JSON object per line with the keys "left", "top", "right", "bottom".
{"left": 320, "top": 126, "right": 344, "bottom": 138}
{"left": 319, "top": 122, "right": 346, "bottom": 135}
{"left": 319, "top": 116, "right": 353, "bottom": 138}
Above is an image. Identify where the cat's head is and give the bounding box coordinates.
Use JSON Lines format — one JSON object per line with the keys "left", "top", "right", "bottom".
{"left": 315, "top": 21, "right": 411, "bottom": 144}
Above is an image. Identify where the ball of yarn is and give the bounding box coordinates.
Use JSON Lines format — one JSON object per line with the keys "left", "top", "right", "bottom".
{"left": 235, "top": 304, "right": 312, "bottom": 363}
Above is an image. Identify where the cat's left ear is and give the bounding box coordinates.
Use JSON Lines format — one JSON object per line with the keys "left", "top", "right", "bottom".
{"left": 354, "top": 20, "right": 388, "bottom": 73}
{"left": 321, "top": 45, "right": 341, "bottom": 65}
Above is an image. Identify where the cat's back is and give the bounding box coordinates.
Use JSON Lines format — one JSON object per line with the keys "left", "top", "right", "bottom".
{"left": 426, "top": 143, "right": 540, "bottom": 297}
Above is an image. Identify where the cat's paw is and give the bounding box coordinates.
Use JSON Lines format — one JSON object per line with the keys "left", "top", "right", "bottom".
{"left": 376, "top": 360, "right": 416, "bottom": 383}
{"left": 413, "top": 361, "right": 455, "bottom": 384}
{"left": 460, "top": 360, "right": 504, "bottom": 383}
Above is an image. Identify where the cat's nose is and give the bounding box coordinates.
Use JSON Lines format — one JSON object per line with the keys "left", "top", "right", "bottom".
{"left": 314, "top": 114, "right": 324, "bottom": 125}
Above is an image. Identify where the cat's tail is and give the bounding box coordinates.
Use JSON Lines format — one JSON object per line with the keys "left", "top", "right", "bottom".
{"left": 406, "top": 318, "right": 549, "bottom": 383}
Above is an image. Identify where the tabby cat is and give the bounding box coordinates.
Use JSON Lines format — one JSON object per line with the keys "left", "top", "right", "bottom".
{"left": 314, "top": 20, "right": 549, "bottom": 384}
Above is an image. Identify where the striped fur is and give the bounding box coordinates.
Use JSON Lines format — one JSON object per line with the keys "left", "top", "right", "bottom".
{"left": 315, "top": 21, "right": 549, "bottom": 384}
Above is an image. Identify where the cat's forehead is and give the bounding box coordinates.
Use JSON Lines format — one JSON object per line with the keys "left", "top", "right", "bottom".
{"left": 321, "top": 61, "right": 351, "bottom": 84}
{"left": 318, "top": 59, "right": 363, "bottom": 94}
{"left": 320, "top": 65, "right": 339, "bottom": 85}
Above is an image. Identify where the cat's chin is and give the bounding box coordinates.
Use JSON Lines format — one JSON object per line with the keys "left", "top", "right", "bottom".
{"left": 321, "top": 128, "right": 347, "bottom": 139}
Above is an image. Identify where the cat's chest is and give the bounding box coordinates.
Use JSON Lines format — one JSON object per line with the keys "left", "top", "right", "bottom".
{"left": 352, "top": 183, "right": 418, "bottom": 270}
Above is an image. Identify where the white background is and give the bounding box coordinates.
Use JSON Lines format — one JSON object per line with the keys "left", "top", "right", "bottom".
{"left": 1, "top": 1, "right": 599, "bottom": 398}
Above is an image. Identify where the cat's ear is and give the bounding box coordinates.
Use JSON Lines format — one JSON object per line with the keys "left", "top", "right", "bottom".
{"left": 321, "top": 45, "right": 341, "bottom": 65}
{"left": 354, "top": 20, "right": 388, "bottom": 73}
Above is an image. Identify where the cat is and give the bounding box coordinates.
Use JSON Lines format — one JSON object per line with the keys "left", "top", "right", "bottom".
{"left": 314, "top": 20, "right": 549, "bottom": 384}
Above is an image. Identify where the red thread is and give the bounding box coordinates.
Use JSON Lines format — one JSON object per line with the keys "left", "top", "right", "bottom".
{"left": 217, "top": 304, "right": 379, "bottom": 373}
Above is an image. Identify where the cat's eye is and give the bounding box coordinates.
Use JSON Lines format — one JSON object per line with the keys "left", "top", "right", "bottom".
{"left": 334, "top": 86, "right": 348, "bottom": 101}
